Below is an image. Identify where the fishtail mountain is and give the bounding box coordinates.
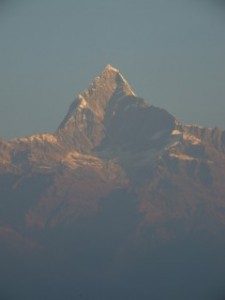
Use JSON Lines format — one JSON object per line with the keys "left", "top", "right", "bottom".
{"left": 1, "top": 65, "right": 225, "bottom": 300}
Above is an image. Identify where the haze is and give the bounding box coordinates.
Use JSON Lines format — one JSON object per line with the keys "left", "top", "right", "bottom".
{"left": 0, "top": 0, "right": 225, "bottom": 139}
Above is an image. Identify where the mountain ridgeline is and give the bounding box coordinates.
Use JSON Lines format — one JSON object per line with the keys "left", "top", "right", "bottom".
{"left": 1, "top": 65, "right": 225, "bottom": 300}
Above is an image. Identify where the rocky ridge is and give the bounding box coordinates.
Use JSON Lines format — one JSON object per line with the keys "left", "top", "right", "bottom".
{"left": 0, "top": 65, "right": 225, "bottom": 231}
{"left": 1, "top": 65, "right": 225, "bottom": 299}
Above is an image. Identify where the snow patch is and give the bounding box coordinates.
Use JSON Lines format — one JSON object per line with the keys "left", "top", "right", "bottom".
{"left": 118, "top": 73, "right": 136, "bottom": 96}
{"left": 78, "top": 95, "right": 88, "bottom": 110}
{"left": 165, "top": 141, "right": 180, "bottom": 150}
{"left": 183, "top": 133, "right": 201, "bottom": 145}
{"left": 170, "top": 153, "right": 194, "bottom": 161}
{"left": 171, "top": 129, "right": 182, "bottom": 136}
{"left": 104, "top": 64, "right": 119, "bottom": 73}
{"left": 14, "top": 134, "right": 58, "bottom": 144}
{"left": 62, "top": 152, "right": 103, "bottom": 169}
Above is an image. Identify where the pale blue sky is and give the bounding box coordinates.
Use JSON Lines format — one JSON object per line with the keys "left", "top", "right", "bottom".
{"left": 0, "top": 0, "right": 225, "bottom": 139}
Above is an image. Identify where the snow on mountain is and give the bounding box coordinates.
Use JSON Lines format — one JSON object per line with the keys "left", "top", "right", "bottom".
{"left": 1, "top": 65, "right": 225, "bottom": 300}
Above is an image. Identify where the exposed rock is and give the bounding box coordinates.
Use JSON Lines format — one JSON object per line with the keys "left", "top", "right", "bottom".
{"left": 1, "top": 66, "right": 225, "bottom": 299}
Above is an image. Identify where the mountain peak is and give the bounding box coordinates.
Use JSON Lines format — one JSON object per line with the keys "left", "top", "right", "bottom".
{"left": 78, "top": 65, "right": 136, "bottom": 113}
{"left": 103, "top": 64, "right": 119, "bottom": 74}
{"left": 58, "top": 65, "right": 136, "bottom": 131}
{"left": 99, "top": 65, "right": 135, "bottom": 96}
{"left": 56, "top": 66, "right": 139, "bottom": 150}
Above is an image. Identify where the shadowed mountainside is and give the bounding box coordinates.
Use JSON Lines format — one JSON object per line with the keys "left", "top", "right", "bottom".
{"left": 0, "top": 65, "right": 225, "bottom": 299}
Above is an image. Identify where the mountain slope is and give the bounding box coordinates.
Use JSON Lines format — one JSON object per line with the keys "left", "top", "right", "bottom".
{"left": 1, "top": 65, "right": 225, "bottom": 300}
{"left": 1, "top": 64, "right": 225, "bottom": 230}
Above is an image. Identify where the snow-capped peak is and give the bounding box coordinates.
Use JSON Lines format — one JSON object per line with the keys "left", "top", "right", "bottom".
{"left": 57, "top": 65, "right": 139, "bottom": 142}
{"left": 103, "top": 64, "right": 119, "bottom": 73}
{"left": 77, "top": 65, "right": 136, "bottom": 110}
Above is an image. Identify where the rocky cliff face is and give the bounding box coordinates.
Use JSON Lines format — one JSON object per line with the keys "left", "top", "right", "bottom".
{"left": 1, "top": 65, "right": 225, "bottom": 300}
{"left": 1, "top": 64, "right": 225, "bottom": 231}
{"left": 57, "top": 64, "right": 136, "bottom": 151}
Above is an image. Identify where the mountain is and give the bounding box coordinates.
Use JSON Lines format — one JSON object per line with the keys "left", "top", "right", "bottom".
{"left": 1, "top": 65, "right": 225, "bottom": 300}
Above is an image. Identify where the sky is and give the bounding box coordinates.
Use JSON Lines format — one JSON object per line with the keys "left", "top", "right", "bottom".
{"left": 0, "top": 0, "right": 225, "bottom": 139}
